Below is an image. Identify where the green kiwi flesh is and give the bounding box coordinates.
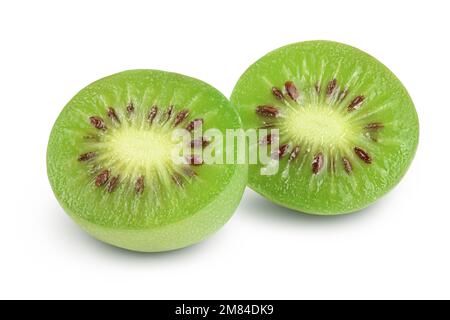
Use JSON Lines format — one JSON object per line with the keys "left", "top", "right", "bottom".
{"left": 47, "top": 70, "right": 247, "bottom": 252}
{"left": 230, "top": 41, "right": 419, "bottom": 215}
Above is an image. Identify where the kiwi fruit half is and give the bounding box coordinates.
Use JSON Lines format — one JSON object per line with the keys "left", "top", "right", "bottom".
{"left": 231, "top": 41, "right": 419, "bottom": 214}
{"left": 47, "top": 70, "right": 247, "bottom": 252}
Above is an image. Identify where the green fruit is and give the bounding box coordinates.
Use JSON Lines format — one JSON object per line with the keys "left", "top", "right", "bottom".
{"left": 231, "top": 41, "right": 419, "bottom": 215}
{"left": 47, "top": 70, "right": 247, "bottom": 252}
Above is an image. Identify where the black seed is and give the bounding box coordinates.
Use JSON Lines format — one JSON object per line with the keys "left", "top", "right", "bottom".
{"left": 78, "top": 152, "right": 96, "bottom": 162}
{"left": 272, "top": 87, "right": 284, "bottom": 100}
{"left": 89, "top": 116, "right": 107, "bottom": 130}
{"left": 95, "top": 170, "right": 110, "bottom": 187}
{"left": 186, "top": 155, "right": 203, "bottom": 166}
{"left": 148, "top": 106, "right": 158, "bottom": 123}
{"left": 107, "top": 107, "right": 120, "bottom": 123}
{"left": 174, "top": 109, "right": 190, "bottom": 127}
{"left": 348, "top": 95, "right": 365, "bottom": 112}
{"left": 135, "top": 176, "right": 145, "bottom": 195}
{"left": 191, "top": 137, "right": 210, "bottom": 148}
{"left": 354, "top": 147, "right": 372, "bottom": 164}
{"left": 285, "top": 81, "right": 299, "bottom": 101}
{"left": 107, "top": 176, "right": 120, "bottom": 193}
{"left": 163, "top": 105, "right": 174, "bottom": 121}
{"left": 126, "top": 102, "right": 135, "bottom": 115}
{"left": 260, "top": 134, "right": 277, "bottom": 145}
{"left": 312, "top": 153, "right": 324, "bottom": 174}
{"left": 326, "top": 79, "right": 337, "bottom": 97}
{"left": 272, "top": 144, "right": 289, "bottom": 159}
{"left": 342, "top": 157, "right": 353, "bottom": 174}
{"left": 365, "top": 122, "right": 384, "bottom": 130}
{"left": 186, "top": 118, "right": 203, "bottom": 132}
{"left": 256, "top": 105, "right": 279, "bottom": 118}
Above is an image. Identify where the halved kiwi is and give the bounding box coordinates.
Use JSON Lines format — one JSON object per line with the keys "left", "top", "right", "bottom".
{"left": 231, "top": 41, "right": 419, "bottom": 214}
{"left": 47, "top": 70, "right": 247, "bottom": 252}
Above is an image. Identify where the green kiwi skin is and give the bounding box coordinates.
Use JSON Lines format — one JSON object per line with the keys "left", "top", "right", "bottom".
{"left": 47, "top": 69, "right": 247, "bottom": 252}
{"left": 231, "top": 40, "right": 419, "bottom": 215}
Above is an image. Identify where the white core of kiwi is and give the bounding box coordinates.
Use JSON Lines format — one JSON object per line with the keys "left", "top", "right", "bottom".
{"left": 282, "top": 105, "right": 355, "bottom": 151}
{"left": 103, "top": 127, "right": 176, "bottom": 176}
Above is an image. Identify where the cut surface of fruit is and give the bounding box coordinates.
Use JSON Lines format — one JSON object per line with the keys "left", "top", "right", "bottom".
{"left": 47, "top": 70, "right": 247, "bottom": 252}
{"left": 231, "top": 41, "right": 419, "bottom": 214}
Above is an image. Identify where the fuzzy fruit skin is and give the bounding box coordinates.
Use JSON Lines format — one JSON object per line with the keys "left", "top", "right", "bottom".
{"left": 231, "top": 40, "right": 419, "bottom": 215}
{"left": 47, "top": 70, "right": 247, "bottom": 252}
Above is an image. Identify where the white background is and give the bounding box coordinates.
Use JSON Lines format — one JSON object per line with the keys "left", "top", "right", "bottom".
{"left": 0, "top": 0, "right": 448, "bottom": 300}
